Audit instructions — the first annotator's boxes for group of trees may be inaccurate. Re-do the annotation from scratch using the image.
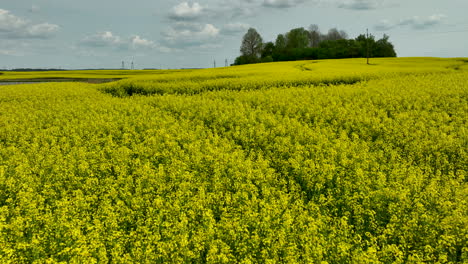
[234,25,396,65]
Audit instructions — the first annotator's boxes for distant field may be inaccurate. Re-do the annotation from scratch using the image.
[0,58,467,263]
[1,57,467,82]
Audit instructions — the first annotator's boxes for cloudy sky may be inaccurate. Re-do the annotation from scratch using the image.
[1,0,467,69]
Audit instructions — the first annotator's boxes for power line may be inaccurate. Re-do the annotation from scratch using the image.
[366,28,370,65]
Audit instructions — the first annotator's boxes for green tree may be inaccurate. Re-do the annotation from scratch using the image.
[275,34,287,51]
[355,33,376,58]
[261,42,275,58]
[286,27,310,49]
[240,28,263,59]
[374,34,397,57]
[308,24,321,48]
[234,55,259,65]
[324,28,348,41]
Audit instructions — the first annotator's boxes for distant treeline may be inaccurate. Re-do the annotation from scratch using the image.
[2,68,132,71]
[3,69,67,72]
[234,25,396,65]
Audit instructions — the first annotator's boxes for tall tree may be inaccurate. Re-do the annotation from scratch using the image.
[355,33,376,57]
[308,24,321,48]
[275,34,287,50]
[339,30,348,39]
[324,28,347,41]
[374,34,397,57]
[286,27,310,49]
[240,28,263,59]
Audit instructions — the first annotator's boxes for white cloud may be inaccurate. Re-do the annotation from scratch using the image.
[169,2,204,20]
[80,31,124,47]
[200,24,220,36]
[131,35,156,48]
[163,2,226,49]
[26,23,60,38]
[0,9,27,31]
[79,31,172,53]
[222,23,250,35]
[162,23,220,48]
[375,14,446,31]
[166,0,304,23]
[0,9,59,39]
[179,1,260,20]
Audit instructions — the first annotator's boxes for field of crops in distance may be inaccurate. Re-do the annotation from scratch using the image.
[0,58,467,263]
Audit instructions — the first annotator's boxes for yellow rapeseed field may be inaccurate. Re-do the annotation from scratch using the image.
[0,58,467,263]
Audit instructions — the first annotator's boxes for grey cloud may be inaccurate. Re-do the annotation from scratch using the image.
[375,14,446,31]
[165,1,272,23]
[0,9,59,39]
[198,1,263,20]
[0,45,25,56]
[0,39,33,57]
[214,4,257,18]
[172,21,204,31]
[399,14,445,29]
[26,23,60,38]
[374,19,393,31]
[163,3,226,50]
[162,2,247,50]
[161,22,220,48]
[0,50,16,56]
[80,31,125,48]
[28,5,40,13]
[79,31,169,52]
[338,0,379,10]
[262,0,306,8]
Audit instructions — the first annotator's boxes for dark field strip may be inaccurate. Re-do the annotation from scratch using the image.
[0,78,121,85]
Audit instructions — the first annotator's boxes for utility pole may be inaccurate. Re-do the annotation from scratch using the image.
[366,28,369,65]
[131,61,134,70]
[214,60,216,68]
[225,59,228,67]
[122,61,125,69]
